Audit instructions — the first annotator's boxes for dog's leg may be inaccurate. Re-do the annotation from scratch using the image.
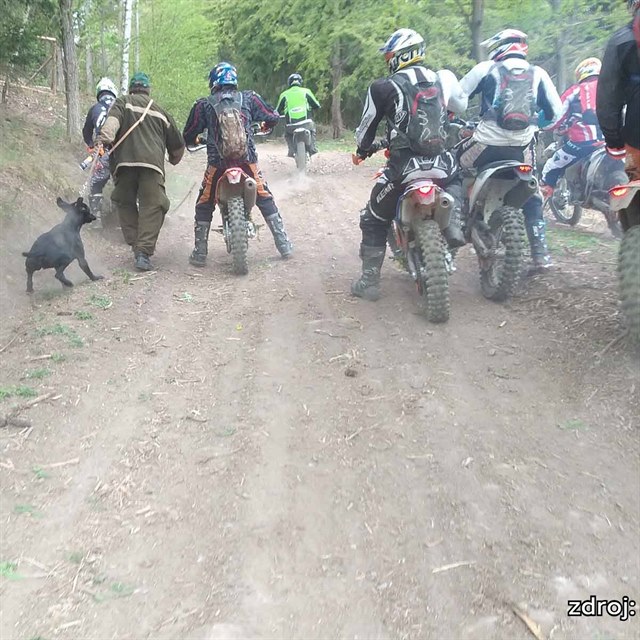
[54,266,74,287]
[77,257,104,282]
[26,270,34,294]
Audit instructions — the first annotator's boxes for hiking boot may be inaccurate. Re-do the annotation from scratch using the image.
[189,221,211,267]
[351,245,385,301]
[265,212,293,258]
[134,251,154,271]
[88,194,103,230]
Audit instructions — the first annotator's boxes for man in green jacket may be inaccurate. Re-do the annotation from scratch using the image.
[276,73,321,157]
[97,72,185,271]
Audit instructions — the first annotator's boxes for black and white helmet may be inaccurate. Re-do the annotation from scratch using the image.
[379,29,425,74]
[288,73,303,87]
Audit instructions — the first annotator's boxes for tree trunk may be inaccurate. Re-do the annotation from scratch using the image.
[470,0,485,62]
[120,0,133,92]
[59,0,81,137]
[549,0,566,90]
[100,21,107,76]
[85,45,93,95]
[135,0,140,71]
[55,41,64,94]
[330,40,344,139]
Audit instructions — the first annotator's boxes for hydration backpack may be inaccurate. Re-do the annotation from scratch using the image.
[390,72,448,158]
[207,90,247,160]
[491,63,536,131]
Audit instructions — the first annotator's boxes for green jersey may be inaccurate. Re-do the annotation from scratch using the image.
[276,86,321,122]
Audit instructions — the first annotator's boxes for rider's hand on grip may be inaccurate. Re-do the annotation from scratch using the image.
[352,153,365,166]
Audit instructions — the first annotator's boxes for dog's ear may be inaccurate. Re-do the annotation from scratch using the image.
[75,197,85,207]
[56,197,67,210]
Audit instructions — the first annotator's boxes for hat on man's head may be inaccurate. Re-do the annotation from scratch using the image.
[129,72,151,89]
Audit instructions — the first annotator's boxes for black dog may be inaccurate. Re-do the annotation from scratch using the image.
[23,197,104,293]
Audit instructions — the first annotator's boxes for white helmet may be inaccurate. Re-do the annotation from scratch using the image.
[481,29,528,61]
[96,77,117,100]
[379,28,425,74]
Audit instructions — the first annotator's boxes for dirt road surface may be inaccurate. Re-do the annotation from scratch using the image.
[1,145,638,640]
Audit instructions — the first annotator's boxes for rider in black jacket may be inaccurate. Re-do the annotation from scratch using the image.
[351,28,467,301]
[597,0,640,160]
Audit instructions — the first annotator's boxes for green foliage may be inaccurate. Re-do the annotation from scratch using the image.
[0,385,38,400]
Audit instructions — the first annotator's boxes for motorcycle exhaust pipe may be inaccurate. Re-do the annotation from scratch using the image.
[504,178,538,208]
[243,178,257,212]
[439,193,453,208]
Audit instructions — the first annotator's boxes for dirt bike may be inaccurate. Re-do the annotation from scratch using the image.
[285,119,315,173]
[541,137,626,238]
[609,179,640,344]
[187,132,259,275]
[354,142,454,323]
[450,120,539,301]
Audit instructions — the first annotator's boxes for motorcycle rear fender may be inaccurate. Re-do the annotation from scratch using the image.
[609,180,640,211]
[293,128,312,145]
[397,180,452,230]
[216,168,257,211]
[468,161,537,213]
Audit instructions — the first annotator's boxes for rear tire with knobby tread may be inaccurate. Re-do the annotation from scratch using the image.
[480,206,526,302]
[619,224,640,344]
[227,196,249,275]
[295,139,307,173]
[414,218,450,323]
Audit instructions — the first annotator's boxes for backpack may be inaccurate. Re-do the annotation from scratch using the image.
[491,62,537,131]
[390,72,448,158]
[207,90,247,160]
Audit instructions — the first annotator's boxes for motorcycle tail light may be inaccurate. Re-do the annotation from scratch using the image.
[517,165,532,173]
[418,185,434,196]
[609,186,629,198]
[226,169,242,184]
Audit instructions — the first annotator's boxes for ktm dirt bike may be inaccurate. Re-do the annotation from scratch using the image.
[609,179,640,344]
[354,143,454,323]
[187,133,259,275]
[541,137,626,237]
[285,119,315,173]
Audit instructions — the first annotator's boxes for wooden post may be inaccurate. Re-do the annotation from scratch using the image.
[37,36,58,92]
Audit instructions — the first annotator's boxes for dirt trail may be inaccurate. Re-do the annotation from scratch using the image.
[1,145,638,640]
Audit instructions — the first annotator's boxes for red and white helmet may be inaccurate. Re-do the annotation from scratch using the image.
[481,29,528,62]
[575,57,601,83]
[379,28,425,74]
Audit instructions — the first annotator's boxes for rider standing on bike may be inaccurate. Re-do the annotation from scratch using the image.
[597,0,640,229]
[459,29,562,271]
[540,58,604,198]
[82,77,118,228]
[183,62,293,266]
[276,73,321,158]
[351,28,468,301]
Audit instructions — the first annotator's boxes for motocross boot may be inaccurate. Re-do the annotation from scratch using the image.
[189,221,211,267]
[351,244,386,301]
[442,204,465,248]
[265,212,293,258]
[88,194,104,230]
[526,219,553,274]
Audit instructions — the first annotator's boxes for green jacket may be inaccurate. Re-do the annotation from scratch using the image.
[276,86,321,123]
[98,93,184,176]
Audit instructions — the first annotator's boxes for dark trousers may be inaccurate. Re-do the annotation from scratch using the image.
[195,162,278,223]
[89,154,111,195]
[111,166,170,255]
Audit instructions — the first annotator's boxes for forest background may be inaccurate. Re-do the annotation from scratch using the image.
[0,0,629,138]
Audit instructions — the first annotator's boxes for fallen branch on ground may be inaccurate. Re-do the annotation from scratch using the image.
[0,392,58,428]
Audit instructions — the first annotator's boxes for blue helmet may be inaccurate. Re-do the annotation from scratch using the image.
[209,62,238,89]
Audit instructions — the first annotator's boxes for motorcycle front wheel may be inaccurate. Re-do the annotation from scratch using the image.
[414,218,450,323]
[480,206,526,302]
[227,195,249,275]
[548,177,583,225]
